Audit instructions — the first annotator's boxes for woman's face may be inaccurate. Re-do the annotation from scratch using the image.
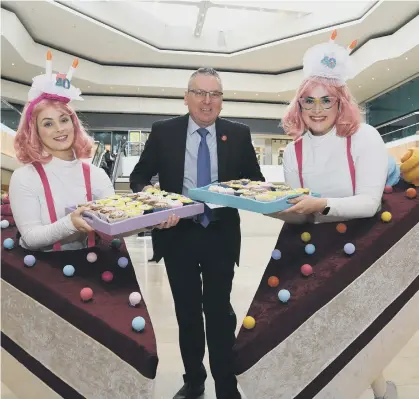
[37,107,75,158]
[300,85,339,135]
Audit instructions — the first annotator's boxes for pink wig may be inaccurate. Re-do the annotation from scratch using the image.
[14,99,93,164]
[282,76,362,139]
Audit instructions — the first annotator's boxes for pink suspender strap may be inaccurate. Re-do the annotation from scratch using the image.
[295,137,304,188]
[82,162,96,248]
[33,162,62,251]
[295,136,356,194]
[346,136,356,195]
[33,162,96,251]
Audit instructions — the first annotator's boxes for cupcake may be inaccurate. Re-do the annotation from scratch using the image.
[234,189,245,196]
[167,194,182,200]
[106,210,128,223]
[125,209,144,218]
[138,204,153,214]
[228,184,243,190]
[77,201,93,208]
[143,198,159,205]
[106,200,126,208]
[240,192,256,200]
[153,202,170,212]
[208,185,221,192]
[125,192,140,198]
[167,200,183,208]
[98,206,117,221]
[294,188,309,194]
[254,194,275,202]
[179,197,194,205]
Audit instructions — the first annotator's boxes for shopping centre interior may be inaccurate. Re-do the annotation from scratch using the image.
[1,1,419,399]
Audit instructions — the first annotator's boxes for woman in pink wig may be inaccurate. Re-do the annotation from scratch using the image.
[280,30,389,224]
[9,51,114,251]
[278,31,397,399]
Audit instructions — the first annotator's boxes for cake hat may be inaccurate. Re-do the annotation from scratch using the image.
[26,51,83,125]
[302,30,357,86]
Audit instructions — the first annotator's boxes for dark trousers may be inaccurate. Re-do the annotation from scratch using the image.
[163,219,239,399]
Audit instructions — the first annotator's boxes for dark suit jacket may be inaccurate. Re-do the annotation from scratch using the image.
[130,114,264,264]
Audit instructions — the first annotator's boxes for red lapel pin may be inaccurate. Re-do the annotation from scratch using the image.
[221,135,227,142]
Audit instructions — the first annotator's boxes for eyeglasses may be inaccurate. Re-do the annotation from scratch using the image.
[188,89,223,100]
[298,96,338,110]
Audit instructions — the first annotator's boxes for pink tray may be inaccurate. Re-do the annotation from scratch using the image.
[65,203,204,236]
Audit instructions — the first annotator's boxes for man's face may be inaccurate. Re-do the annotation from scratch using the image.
[184,74,223,127]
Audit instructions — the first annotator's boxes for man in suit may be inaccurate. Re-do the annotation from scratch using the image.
[130,68,264,399]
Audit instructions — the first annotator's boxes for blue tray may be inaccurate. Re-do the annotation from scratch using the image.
[188,184,320,214]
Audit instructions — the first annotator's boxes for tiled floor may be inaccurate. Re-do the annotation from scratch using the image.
[2,211,418,398]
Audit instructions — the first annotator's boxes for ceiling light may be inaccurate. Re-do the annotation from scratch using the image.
[387,68,390,71]
[372,77,375,80]
[405,57,408,60]
[110,86,113,89]
[359,85,362,88]
[161,89,165,91]
[87,85,91,88]
[137,88,140,91]
[11,63,15,66]
[278,94,281,96]
[233,92,236,95]
[256,93,259,96]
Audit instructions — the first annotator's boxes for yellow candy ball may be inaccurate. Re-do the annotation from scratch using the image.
[301,232,311,242]
[243,316,256,330]
[381,211,392,223]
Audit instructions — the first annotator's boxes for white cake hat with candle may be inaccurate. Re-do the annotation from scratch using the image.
[27,50,83,102]
[302,30,358,86]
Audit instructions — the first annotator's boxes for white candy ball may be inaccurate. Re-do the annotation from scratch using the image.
[129,292,142,307]
[1,220,10,229]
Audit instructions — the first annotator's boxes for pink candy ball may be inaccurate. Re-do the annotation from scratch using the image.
[80,287,93,302]
[384,185,393,194]
[86,252,97,263]
[301,264,313,277]
[129,292,142,307]
[102,271,114,283]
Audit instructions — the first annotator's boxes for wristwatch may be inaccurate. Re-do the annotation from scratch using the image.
[321,201,330,215]
[322,206,330,215]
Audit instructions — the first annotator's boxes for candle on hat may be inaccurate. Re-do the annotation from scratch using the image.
[46,50,52,80]
[66,58,79,82]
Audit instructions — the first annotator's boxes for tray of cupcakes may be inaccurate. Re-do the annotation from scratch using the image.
[188,179,320,214]
[65,186,204,236]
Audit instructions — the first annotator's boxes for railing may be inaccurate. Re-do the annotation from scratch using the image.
[375,111,419,130]
[92,141,105,166]
[381,122,419,143]
[111,142,125,185]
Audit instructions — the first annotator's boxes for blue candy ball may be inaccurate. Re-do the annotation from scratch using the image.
[305,244,316,255]
[278,289,291,303]
[272,249,281,260]
[3,238,14,249]
[118,257,129,268]
[132,316,146,332]
[344,243,356,255]
[24,255,36,267]
[63,265,75,277]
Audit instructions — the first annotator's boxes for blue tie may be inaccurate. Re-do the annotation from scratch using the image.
[196,128,211,227]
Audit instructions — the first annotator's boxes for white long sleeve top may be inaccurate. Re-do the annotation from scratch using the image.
[9,157,114,251]
[283,123,388,223]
